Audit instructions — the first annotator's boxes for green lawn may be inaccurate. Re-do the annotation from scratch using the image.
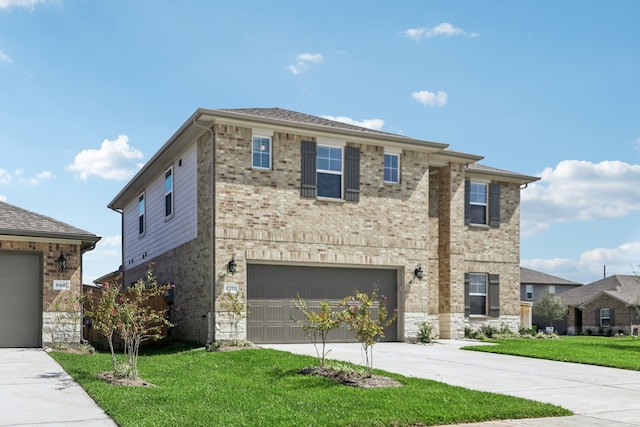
[464,336,640,370]
[51,346,570,427]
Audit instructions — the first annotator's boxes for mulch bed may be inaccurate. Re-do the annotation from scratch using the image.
[299,366,403,388]
[97,371,156,387]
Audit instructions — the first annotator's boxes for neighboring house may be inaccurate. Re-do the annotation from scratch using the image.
[561,275,640,335]
[108,107,538,344]
[0,201,100,347]
[520,267,581,334]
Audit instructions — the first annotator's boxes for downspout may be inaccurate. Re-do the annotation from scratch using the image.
[193,117,216,345]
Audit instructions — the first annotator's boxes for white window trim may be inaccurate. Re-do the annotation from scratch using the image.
[525,284,533,300]
[469,273,488,316]
[384,152,400,184]
[164,165,174,220]
[316,144,343,199]
[600,308,611,327]
[469,181,489,226]
[251,135,272,170]
[138,192,146,237]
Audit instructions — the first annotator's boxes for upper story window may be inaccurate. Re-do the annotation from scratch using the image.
[165,166,174,218]
[384,152,400,184]
[316,145,343,199]
[548,285,556,294]
[252,135,272,169]
[138,192,145,236]
[468,273,487,315]
[469,182,488,225]
[525,284,533,300]
[600,308,611,327]
[465,180,501,227]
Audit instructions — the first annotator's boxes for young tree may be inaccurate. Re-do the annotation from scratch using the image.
[86,282,120,371]
[533,287,568,331]
[291,298,342,368]
[218,291,249,345]
[339,289,397,377]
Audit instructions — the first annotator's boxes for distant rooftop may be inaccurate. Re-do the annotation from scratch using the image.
[521,267,582,286]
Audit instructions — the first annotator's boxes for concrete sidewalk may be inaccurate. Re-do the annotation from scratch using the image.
[263,341,640,426]
[0,348,117,427]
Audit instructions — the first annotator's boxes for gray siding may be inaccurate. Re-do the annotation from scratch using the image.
[123,142,198,272]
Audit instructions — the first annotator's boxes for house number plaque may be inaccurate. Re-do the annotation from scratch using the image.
[53,280,71,291]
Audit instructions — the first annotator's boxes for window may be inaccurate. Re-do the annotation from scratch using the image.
[164,166,174,218]
[525,284,533,300]
[465,180,501,227]
[138,193,145,236]
[316,145,343,199]
[548,285,556,294]
[600,309,611,327]
[384,153,400,183]
[252,136,271,169]
[469,182,488,225]
[469,273,487,315]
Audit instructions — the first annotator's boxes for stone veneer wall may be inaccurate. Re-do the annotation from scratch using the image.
[0,240,83,346]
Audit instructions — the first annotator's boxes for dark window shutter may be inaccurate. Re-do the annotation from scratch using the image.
[464,180,470,225]
[464,273,470,317]
[596,309,601,326]
[345,146,360,202]
[489,274,500,317]
[301,140,316,198]
[610,308,615,327]
[489,183,500,227]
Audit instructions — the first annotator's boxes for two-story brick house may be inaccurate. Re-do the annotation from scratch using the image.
[108,108,538,344]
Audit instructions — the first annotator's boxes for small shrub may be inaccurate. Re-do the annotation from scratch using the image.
[618,329,626,336]
[586,328,593,335]
[480,324,499,339]
[417,321,434,343]
[606,328,614,337]
[598,327,605,335]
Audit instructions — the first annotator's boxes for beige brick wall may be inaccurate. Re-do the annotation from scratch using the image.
[128,122,526,343]
[579,294,631,334]
[0,240,83,345]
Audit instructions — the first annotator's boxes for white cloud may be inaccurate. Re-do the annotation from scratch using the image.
[402,22,479,41]
[523,241,640,283]
[67,135,144,181]
[19,170,53,185]
[522,160,640,235]
[412,90,448,107]
[289,52,324,75]
[0,0,48,10]
[0,168,50,185]
[0,50,11,64]
[321,115,385,131]
[0,195,6,202]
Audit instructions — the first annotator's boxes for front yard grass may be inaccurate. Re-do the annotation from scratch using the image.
[51,346,570,427]
[464,335,640,370]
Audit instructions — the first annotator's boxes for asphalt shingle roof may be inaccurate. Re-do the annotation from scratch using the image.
[520,267,582,286]
[219,107,408,138]
[0,201,100,244]
[560,275,640,307]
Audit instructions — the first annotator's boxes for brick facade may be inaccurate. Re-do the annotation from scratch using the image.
[0,240,84,346]
[116,108,536,344]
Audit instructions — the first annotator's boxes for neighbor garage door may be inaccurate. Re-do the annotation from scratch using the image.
[0,252,42,347]
[247,264,398,344]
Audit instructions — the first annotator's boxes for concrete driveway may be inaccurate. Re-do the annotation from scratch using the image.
[263,341,640,426]
[0,348,116,427]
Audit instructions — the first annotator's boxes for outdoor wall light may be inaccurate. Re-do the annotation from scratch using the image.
[414,264,423,279]
[57,250,67,272]
[227,257,237,275]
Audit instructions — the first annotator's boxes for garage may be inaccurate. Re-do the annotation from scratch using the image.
[0,252,42,348]
[247,264,398,344]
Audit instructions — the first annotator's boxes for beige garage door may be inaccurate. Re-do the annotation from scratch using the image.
[247,264,398,344]
[0,252,42,347]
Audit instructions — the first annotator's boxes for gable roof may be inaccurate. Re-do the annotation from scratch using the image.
[520,267,581,286]
[0,201,100,251]
[109,107,539,209]
[560,275,640,308]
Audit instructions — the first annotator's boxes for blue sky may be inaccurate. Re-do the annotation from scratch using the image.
[1,0,639,285]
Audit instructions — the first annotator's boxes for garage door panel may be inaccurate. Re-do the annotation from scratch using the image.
[0,252,42,348]
[247,264,397,344]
